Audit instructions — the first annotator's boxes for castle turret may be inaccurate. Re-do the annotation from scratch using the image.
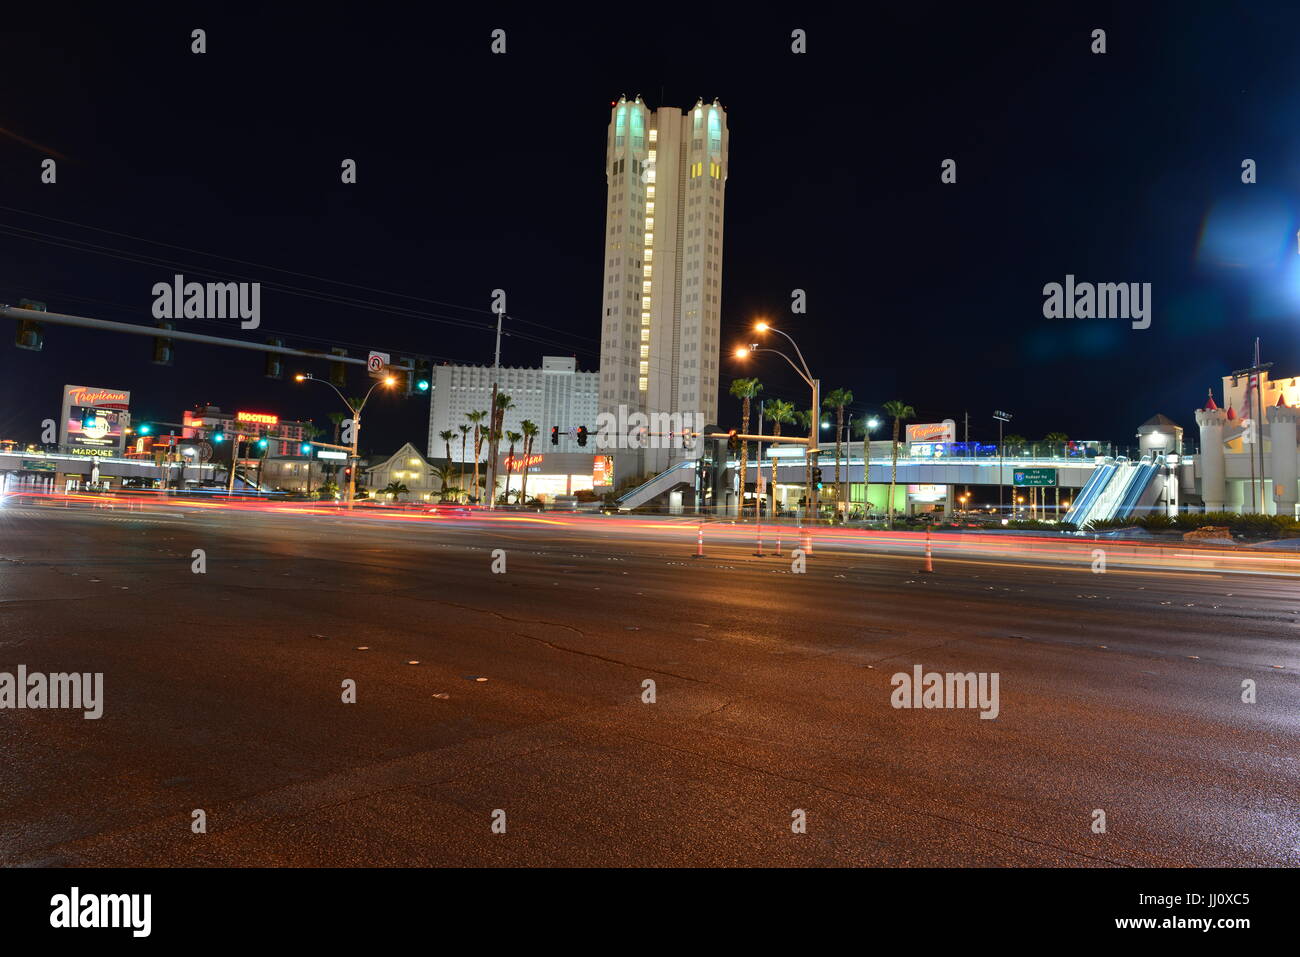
[1195,390,1227,512]
[1265,397,1298,518]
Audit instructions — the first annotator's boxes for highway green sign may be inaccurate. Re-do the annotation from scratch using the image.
[1013,467,1057,487]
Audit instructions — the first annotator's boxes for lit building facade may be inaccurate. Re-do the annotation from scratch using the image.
[598,95,729,476]
[426,356,599,463]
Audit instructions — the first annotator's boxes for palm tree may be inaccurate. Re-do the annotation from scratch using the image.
[729,378,763,519]
[383,481,410,501]
[465,410,488,503]
[764,399,796,518]
[456,424,471,501]
[329,412,345,445]
[519,419,539,506]
[503,430,522,504]
[430,465,459,502]
[488,393,514,503]
[303,423,324,497]
[823,388,853,519]
[882,400,916,530]
[854,413,879,519]
[439,430,455,466]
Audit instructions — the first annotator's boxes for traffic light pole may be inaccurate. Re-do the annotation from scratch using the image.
[1,304,380,366]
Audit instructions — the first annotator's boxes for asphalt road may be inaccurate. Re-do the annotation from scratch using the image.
[1,501,1297,866]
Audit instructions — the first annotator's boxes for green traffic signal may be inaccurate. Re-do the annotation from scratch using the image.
[212,432,225,443]
[138,424,153,435]
[416,379,430,392]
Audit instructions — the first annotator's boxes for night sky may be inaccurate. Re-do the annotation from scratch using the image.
[3,3,1300,455]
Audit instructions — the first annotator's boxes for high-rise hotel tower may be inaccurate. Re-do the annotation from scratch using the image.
[597,96,729,476]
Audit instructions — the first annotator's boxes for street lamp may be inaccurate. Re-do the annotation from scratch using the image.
[861,415,881,520]
[735,322,822,522]
[295,372,395,507]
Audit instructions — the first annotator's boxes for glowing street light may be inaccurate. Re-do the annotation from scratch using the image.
[735,321,822,522]
[295,372,395,507]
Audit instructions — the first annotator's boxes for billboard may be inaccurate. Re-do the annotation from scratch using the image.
[59,385,131,457]
[593,455,614,487]
[906,420,956,444]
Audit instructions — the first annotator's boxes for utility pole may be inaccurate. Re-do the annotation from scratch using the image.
[226,434,241,494]
[485,311,504,509]
[994,410,1012,518]
[1232,339,1272,514]
[810,378,821,523]
[963,410,970,500]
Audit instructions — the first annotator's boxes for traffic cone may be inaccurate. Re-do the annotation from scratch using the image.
[919,527,934,573]
[693,523,705,558]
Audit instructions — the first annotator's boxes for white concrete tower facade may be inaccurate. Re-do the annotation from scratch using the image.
[1195,405,1227,512]
[1266,400,1299,517]
[598,95,729,477]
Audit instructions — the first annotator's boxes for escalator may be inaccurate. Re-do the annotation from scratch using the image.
[614,460,698,510]
[1064,459,1118,527]
[1066,455,1167,527]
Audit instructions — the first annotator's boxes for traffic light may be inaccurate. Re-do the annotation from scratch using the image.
[329,347,348,388]
[265,338,284,379]
[391,358,416,396]
[413,359,431,395]
[550,426,559,446]
[813,466,824,489]
[13,298,45,351]
[301,443,313,455]
[138,423,153,436]
[727,429,740,455]
[212,432,225,444]
[576,425,588,447]
[152,321,174,365]
[257,436,269,450]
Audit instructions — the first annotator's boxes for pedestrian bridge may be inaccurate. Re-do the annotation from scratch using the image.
[616,447,1134,512]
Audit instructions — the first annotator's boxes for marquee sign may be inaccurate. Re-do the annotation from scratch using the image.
[236,411,279,426]
[906,420,956,444]
[504,453,544,472]
[59,384,131,457]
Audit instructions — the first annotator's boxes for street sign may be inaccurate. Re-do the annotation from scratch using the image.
[367,351,390,373]
[316,449,347,460]
[1013,467,1057,487]
[21,460,55,472]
